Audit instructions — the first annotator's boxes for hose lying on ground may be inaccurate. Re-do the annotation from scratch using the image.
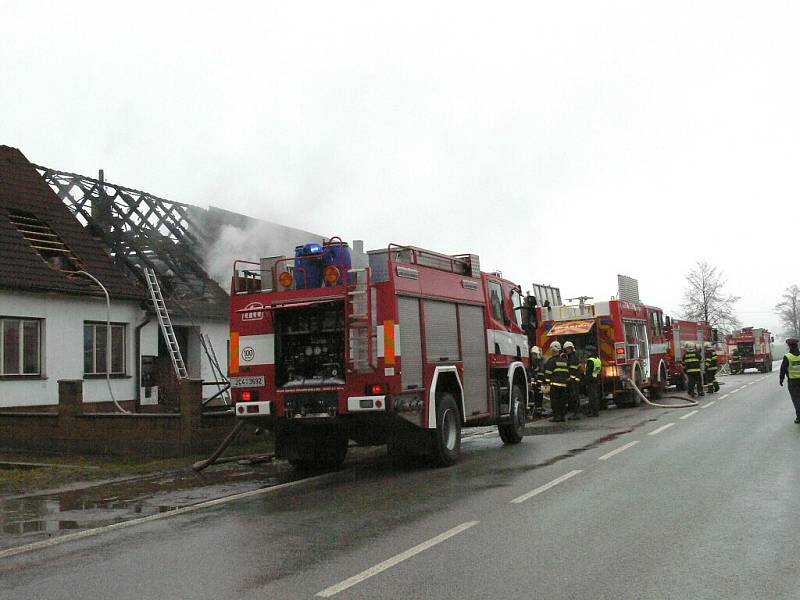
[629,378,699,409]
[192,420,247,472]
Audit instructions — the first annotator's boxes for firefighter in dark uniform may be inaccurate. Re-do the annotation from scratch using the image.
[544,341,570,422]
[779,338,800,423]
[683,343,704,397]
[730,348,743,374]
[584,346,602,417]
[563,341,581,420]
[704,343,720,393]
[528,346,545,417]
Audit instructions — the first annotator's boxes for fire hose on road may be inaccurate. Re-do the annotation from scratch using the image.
[628,378,699,409]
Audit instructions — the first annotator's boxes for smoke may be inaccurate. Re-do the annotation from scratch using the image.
[205,220,323,288]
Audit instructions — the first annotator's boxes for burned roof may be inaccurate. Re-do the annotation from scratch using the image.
[35,159,230,320]
[0,146,145,301]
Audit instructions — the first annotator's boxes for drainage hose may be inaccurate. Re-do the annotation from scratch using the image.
[75,270,130,414]
[629,378,698,409]
[192,420,247,472]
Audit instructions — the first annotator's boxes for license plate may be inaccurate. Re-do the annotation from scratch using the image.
[230,376,265,388]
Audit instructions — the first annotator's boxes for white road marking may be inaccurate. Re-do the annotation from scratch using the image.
[0,471,339,561]
[315,521,479,597]
[701,400,716,409]
[729,389,740,395]
[598,441,640,461]
[648,423,675,436]
[718,394,730,399]
[680,410,700,420]
[510,470,583,504]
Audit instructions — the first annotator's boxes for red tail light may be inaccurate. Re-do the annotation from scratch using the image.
[367,384,386,395]
[241,390,252,401]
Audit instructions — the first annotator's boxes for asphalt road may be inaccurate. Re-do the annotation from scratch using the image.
[2,367,798,600]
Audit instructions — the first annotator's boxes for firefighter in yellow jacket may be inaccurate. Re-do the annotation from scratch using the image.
[779,338,800,423]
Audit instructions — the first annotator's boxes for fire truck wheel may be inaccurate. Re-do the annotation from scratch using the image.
[430,393,461,467]
[499,384,526,444]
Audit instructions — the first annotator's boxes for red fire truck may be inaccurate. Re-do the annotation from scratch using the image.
[229,239,530,469]
[536,299,670,405]
[663,318,714,389]
[726,327,774,373]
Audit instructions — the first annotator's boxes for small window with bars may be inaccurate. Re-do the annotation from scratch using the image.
[1,318,42,376]
[84,322,126,375]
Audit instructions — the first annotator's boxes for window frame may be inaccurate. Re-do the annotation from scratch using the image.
[510,288,524,328]
[488,281,506,324]
[0,317,42,377]
[83,321,127,376]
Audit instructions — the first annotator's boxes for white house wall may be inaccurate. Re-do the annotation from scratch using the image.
[0,289,144,407]
[172,318,230,400]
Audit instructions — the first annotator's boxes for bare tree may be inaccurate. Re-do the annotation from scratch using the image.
[681,260,741,333]
[775,284,800,338]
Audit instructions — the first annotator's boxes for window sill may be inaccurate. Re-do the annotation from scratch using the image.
[0,375,47,381]
[83,374,132,380]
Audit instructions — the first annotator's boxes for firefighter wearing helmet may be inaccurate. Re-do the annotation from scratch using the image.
[544,341,569,422]
[683,343,704,398]
[563,341,581,420]
[704,343,719,393]
[778,338,800,423]
[528,346,545,417]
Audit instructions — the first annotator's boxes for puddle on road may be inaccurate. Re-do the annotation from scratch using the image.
[0,461,298,548]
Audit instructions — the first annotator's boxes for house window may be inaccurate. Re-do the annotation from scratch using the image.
[0,318,41,376]
[84,322,126,375]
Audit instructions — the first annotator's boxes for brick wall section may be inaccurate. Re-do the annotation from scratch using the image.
[0,379,253,458]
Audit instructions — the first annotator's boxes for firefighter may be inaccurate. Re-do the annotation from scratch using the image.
[563,341,581,419]
[778,338,800,423]
[584,346,602,417]
[730,348,742,374]
[704,343,720,393]
[528,346,545,417]
[544,341,570,422]
[683,343,704,398]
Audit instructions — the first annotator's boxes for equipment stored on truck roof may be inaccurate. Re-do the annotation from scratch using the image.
[726,327,774,373]
[229,238,531,469]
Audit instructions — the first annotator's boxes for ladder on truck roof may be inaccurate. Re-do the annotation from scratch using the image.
[144,267,188,380]
[346,268,374,372]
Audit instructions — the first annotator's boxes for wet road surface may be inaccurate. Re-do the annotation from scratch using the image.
[1,369,797,599]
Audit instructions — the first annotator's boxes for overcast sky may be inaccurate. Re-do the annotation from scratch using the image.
[2,1,796,334]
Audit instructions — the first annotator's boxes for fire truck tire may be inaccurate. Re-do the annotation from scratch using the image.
[498,384,526,444]
[430,393,461,467]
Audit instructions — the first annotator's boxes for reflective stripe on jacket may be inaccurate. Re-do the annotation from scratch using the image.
[545,355,571,387]
[683,351,701,373]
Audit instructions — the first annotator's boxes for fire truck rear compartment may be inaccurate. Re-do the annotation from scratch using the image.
[736,342,755,357]
[274,302,346,388]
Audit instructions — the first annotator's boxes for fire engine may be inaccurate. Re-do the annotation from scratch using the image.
[536,298,670,406]
[663,318,714,389]
[726,327,774,373]
[229,238,530,469]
